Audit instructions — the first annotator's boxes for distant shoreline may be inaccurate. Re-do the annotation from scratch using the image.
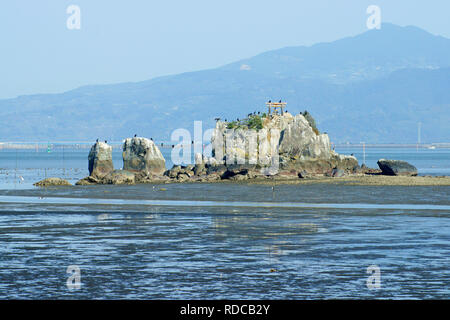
[1,142,450,150]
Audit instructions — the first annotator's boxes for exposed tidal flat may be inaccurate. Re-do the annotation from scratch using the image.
[0,147,449,299]
[247,174,450,186]
[0,183,449,299]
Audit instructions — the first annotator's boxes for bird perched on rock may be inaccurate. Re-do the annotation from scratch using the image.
[104,140,107,143]
[134,134,137,137]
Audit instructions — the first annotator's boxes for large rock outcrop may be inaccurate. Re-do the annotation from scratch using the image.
[103,170,136,185]
[74,112,361,185]
[377,159,418,176]
[278,113,331,159]
[211,112,357,175]
[122,137,166,175]
[76,137,166,185]
[88,142,114,178]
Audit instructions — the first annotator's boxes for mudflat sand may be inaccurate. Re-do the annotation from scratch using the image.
[245,174,450,186]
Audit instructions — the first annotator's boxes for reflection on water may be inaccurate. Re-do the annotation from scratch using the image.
[0,147,449,299]
[2,195,450,212]
[0,192,449,299]
[213,214,321,240]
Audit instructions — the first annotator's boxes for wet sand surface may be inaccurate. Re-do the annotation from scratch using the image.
[1,182,449,205]
[0,183,449,299]
[1,147,449,298]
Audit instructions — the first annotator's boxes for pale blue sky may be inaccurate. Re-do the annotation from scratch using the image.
[1,0,449,99]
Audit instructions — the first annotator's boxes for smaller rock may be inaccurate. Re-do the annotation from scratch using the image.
[165,165,182,179]
[331,168,345,177]
[276,170,299,180]
[298,170,309,179]
[205,157,218,166]
[149,175,170,182]
[88,142,114,178]
[377,159,418,176]
[103,170,136,185]
[194,153,203,165]
[178,168,192,177]
[221,168,249,180]
[171,165,182,173]
[34,178,71,187]
[75,176,99,186]
[247,171,258,179]
[351,164,362,174]
[177,173,190,182]
[203,173,220,182]
[194,164,206,176]
[229,174,248,181]
[206,164,228,176]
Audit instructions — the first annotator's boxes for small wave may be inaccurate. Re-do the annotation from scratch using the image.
[0,195,449,211]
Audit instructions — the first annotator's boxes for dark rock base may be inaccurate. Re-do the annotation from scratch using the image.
[377,159,418,176]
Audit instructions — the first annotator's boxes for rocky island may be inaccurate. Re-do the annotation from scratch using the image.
[71,109,364,185]
[32,105,450,187]
[69,104,441,187]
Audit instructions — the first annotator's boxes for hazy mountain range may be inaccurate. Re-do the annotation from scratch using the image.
[1,23,450,143]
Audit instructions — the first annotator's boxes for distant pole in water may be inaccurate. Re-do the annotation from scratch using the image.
[271,176,275,200]
[14,149,17,188]
[362,142,366,166]
[417,122,422,151]
[62,145,65,176]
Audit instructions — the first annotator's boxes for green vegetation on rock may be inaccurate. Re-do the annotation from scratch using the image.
[227,121,239,129]
[302,111,319,135]
[246,115,263,130]
[226,114,264,130]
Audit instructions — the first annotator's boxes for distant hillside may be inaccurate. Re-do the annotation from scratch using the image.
[1,23,449,143]
[222,24,450,83]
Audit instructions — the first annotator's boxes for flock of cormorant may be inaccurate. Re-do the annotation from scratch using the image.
[214,99,287,123]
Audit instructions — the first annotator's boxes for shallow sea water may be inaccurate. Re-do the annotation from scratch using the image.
[0,147,449,299]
